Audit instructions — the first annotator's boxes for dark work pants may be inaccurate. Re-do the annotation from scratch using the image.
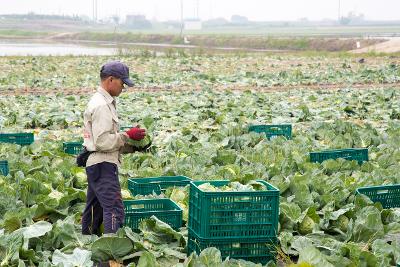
[81,162,125,235]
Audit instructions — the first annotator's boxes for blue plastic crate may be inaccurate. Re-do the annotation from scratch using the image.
[187,229,277,265]
[189,180,279,239]
[63,142,83,155]
[0,133,34,145]
[356,184,400,209]
[248,124,292,140]
[0,160,9,176]
[310,148,368,164]
[124,198,182,230]
[128,176,192,196]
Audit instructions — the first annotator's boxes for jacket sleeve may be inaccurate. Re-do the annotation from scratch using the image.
[121,143,137,154]
[91,105,128,152]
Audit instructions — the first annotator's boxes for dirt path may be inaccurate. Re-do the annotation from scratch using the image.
[53,38,291,53]
[2,82,399,96]
[45,32,75,40]
[351,37,400,53]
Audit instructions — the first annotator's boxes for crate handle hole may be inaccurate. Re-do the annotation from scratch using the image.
[232,243,241,248]
[377,190,389,195]
[130,204,145,209]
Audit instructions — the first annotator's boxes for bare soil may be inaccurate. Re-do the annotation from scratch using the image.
[53,33,385,52]
[351,38,400,53]
[2,82,399,96]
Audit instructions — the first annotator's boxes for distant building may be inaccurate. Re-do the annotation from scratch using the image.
[203,17,229,27]
[125,15,152,29]
[164,20,181,29]
[231,15,249,24]
[184,19,202,30]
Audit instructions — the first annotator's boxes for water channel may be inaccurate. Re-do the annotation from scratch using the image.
[0,40,118,56]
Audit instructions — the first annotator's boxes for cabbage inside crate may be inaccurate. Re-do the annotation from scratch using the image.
[63,142,83,155]
[124,198,182,230]
[310,148,368,164]
[188,180,279,239]
[128,175,192,196]
[0,133,34,145]
[0,160,9,176]
[248,124,292,140]
[356,184,400,209]
[187,229,277,265]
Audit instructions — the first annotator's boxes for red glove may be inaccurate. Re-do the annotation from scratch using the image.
[126,126,146,140]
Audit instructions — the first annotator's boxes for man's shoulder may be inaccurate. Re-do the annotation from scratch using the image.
[87,92,107,111]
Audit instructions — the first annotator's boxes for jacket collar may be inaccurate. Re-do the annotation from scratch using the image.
[97,86,115,104]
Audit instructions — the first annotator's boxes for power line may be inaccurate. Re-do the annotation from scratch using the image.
[196,0,199,19]
[180,0,184,37]
[93,0,98,22]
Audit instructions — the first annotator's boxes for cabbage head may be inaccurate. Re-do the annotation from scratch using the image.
[299,216,315,235]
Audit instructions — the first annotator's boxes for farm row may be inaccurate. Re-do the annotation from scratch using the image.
[0,87,399,265]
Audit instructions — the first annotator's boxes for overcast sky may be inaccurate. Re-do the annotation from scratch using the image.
[0,0,399,21]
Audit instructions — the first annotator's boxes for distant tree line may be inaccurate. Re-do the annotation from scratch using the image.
[0,13,85,21]
[2,12,399,30]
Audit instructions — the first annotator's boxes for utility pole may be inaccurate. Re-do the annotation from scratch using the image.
[96,0,98,22]
[180,0,184,38]
[209,1,213,20]
[93,0,98,22]
[338,0,341,23]
[195,0,199,19]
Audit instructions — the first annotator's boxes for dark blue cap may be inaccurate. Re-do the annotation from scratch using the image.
[100,61,134,87]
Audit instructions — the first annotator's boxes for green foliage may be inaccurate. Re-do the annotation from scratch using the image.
[1,55,399,90]
[0,87,399,265]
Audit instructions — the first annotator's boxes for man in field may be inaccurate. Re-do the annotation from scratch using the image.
[81,61,147,235]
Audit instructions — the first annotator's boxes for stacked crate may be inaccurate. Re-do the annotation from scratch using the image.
[125,176,192,231]
[124,198,183,230]
[188,180,280,264]
[128,175,192,196]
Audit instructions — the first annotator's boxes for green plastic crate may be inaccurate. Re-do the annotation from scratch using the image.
[248,124,292,140]
[128,176,192,196]
[0,133,34,145]
[356,184,400,209]
[0,160,9,176]
[124,198,182,230]
[188,180,279,239]
[310,148,368,164]
[63,142,83,155]
[187,229,277,265]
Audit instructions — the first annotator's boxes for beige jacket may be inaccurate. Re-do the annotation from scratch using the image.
[83,87,133,167]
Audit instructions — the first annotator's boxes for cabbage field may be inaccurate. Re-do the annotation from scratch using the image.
[0,53,400,267]
[1,53,400,91]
